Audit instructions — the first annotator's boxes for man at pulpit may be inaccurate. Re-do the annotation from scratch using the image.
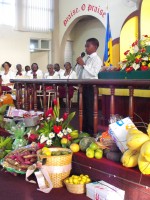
[76,38,102,135]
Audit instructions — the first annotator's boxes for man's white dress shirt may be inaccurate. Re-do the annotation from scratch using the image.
[75,52,102,79]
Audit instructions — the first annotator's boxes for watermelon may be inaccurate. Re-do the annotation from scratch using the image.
[78,132,90,139]
[79,137,95,152]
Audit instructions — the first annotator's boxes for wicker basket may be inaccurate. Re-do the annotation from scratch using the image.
[64,180,86,194]
[37,148,72,188]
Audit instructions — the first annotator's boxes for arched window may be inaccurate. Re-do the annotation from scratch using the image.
[141,0,150,36]
[120,16,138,60]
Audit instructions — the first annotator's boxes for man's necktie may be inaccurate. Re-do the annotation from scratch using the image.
[78,56,90,79]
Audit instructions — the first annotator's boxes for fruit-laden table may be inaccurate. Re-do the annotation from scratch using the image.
[98,71,150,125]
[72,152,150,200]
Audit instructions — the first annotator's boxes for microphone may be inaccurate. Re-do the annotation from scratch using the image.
[81,52,85,58]
[75,52,85,66]
[68,52,85,79]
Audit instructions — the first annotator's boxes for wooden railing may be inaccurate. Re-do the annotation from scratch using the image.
[10,79,150,134]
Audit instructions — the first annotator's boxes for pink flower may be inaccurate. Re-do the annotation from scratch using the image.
[53,99,57,106]
[37,142,46,149]
[124,50,130,56]
[63,113,68,120]
[28,133,39,142]
[46,107,53,117]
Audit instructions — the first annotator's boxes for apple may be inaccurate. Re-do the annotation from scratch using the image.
[89,142,98,151]
[94,149,103,159]
[86,149,95,158]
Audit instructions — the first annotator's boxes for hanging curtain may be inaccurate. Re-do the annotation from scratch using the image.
[20,0,53,32]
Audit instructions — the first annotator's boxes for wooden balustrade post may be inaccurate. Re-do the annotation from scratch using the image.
[93,85,98,135]
[65,84,69,113]
[110,86,115,116]
[43,84,47,116]
[16,83,21,109]
[29,84,33,110]
[19,83,22,109]
[53,84,58,107]
[79,85,83,133]
[24,83,28,111]
[129,86,134,120]
[27,85,31,111]
[33,84,37,111]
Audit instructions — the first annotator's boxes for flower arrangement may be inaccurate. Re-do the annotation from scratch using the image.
[37,99,76,147]
[120,35,150,72]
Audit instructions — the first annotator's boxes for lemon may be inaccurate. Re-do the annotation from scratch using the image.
[70,143,80,153]
[42,147,51,156]
[65,179,69,183]
[79,181,85,184]
[86,178,91,183]
[73,179,79,184]
[61,138,68,145]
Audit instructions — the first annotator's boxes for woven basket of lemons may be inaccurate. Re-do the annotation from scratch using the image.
[37,147,72,188]
[64,174,91,194]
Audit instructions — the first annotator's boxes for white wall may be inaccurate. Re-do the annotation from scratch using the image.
[57,0,137,65]
[69,18,105,66]
[0,25,52,72]
[59,0,137,42]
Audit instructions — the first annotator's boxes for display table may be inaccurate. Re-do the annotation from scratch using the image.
[72,152,150,200]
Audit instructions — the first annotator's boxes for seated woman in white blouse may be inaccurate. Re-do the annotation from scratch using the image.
[1,62,15,91]
[28,63,43,79]
[59,62,77,106]
[44,64,59,79]
[60,62,77,79]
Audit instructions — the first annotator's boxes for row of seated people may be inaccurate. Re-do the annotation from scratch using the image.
[0,61,77,106]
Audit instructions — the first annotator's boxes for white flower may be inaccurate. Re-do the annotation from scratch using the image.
[57,131,63,138]
[142,57,148,61]
[49,132,55,139]
[121,63,127,70]
[132,63,140,71]
[40,135,48,143]
[56,118,64,122]
[56,117,60,122]
[67,128,72,133]
[133,45,139,53]
[47,116,51,120]
[62,129,68,135]
[60,118,64,122]
[46,139,52,146]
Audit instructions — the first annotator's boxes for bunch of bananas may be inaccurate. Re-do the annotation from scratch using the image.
[121,125,150,174]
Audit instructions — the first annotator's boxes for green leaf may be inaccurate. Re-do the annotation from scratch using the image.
[62,112,75,129]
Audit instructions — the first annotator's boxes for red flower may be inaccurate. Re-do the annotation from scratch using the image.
[53,99,57,106]
[37,142,46,149]
[53,125,62,134]
[28,133,39,142]
[132,40,138,47]
[124,50,130,56]
[141,66,148,71]
[135,58,141,64]
[144,35,148,37]
[46,107,53,117]
[140,48,146,53]
[63,112,68,120]
[125,67,134,73]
